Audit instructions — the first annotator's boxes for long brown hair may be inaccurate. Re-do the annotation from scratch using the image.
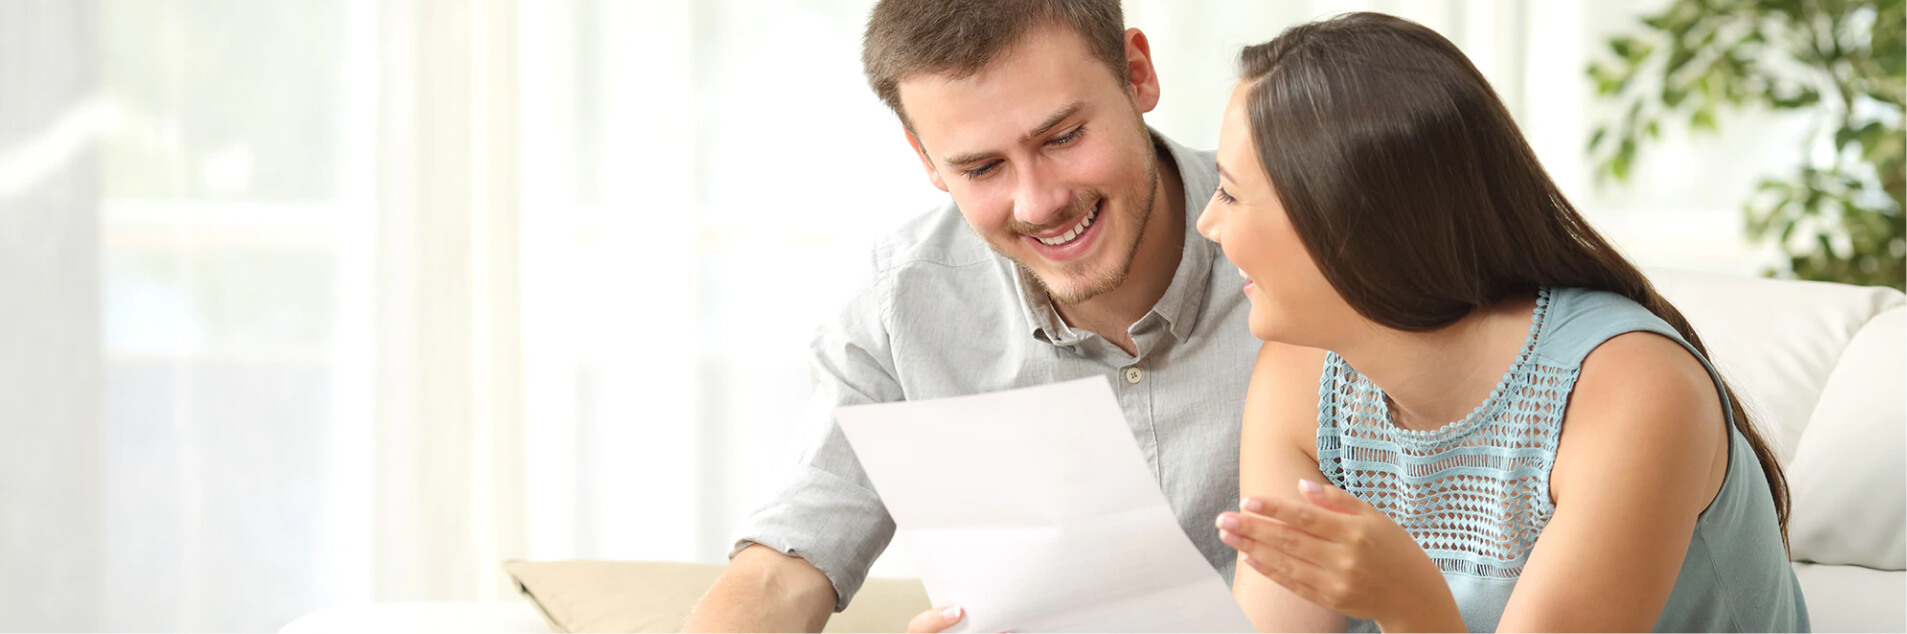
[1237,12,1789,542]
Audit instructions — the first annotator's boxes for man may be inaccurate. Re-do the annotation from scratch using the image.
[682,1,1258,630]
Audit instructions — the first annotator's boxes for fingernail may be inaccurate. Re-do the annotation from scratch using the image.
[1240,497,1263,513]
[942,606,962,621]
[1299,480,1321,495]
[1216,514,1239,531]
[1244,556,1260,570]
[1218,528,1237,544]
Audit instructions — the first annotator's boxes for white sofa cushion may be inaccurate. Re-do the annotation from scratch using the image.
[1787,307,1906,569]
[1647,270,1905,571]
[1791,562,1907,632]
[1647,269,1906,461]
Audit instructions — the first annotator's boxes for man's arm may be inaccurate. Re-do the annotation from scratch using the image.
[683,252,904,631]
[682,545,836,632]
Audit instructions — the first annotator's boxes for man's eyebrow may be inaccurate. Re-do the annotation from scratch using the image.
[1022,100,1084,143]
[940,100,1087,167]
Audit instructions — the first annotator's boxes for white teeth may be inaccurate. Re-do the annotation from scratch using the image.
[1239,267,1248,279]
[1037,205,1098,246]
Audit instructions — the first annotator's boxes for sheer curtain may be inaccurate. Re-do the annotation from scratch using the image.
[1,0,530,629]
[0,0,1795,631]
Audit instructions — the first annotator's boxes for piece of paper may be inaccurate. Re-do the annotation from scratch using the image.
[835,377,1254,633]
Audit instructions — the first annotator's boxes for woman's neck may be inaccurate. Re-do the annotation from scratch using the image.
[1331,292,1540,431]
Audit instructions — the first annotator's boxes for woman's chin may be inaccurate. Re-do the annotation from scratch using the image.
[1246,305,1308,345]
[1245,314,1278,342]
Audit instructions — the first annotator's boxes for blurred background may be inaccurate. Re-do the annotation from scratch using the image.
[0,0,1897,631]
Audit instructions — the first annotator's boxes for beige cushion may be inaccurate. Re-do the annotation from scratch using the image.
[502,560,928,633]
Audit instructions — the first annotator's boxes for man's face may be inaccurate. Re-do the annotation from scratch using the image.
[897,25,1161,305]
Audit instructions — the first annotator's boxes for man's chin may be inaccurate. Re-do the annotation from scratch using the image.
[1030,266,1125,306]
[993,238,1129,305]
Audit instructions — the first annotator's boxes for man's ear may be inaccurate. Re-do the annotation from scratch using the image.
[906,129,949,192]
[1123,28,1161,113]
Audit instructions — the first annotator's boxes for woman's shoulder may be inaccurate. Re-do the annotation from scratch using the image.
[1551,328,1729,508]
[1571,330,1720,409]
[1535,287,1722,419]
[1534,287,1683,369]
[1243,341,1333,455]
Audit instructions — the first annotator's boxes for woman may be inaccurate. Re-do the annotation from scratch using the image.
[1199,12,1807,633]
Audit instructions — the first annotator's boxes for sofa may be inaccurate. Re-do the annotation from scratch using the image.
[281,269,1906,632]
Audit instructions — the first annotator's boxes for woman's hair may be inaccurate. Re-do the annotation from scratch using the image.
[1237,12,1789,542]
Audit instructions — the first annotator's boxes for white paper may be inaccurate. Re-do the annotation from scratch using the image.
[835,377,1255,633]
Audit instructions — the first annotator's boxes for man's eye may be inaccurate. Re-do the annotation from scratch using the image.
[964,162,1000,179]
[1049,126,1084,146]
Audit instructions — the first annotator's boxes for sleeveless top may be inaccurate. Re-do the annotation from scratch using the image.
[1315,287,1808,632]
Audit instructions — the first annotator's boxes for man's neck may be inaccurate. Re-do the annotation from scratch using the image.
[1054,141,1186,356]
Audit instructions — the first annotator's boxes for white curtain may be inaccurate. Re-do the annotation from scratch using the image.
[2,2,102,630]
[0,0,1794,631]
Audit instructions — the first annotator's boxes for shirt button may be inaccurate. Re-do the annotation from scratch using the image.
[1124,367,1143,384]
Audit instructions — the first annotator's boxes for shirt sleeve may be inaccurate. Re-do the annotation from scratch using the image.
[728,260,904,613]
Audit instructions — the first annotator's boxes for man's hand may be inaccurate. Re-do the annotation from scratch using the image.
[681,545,836,632]
[904,605,965,633]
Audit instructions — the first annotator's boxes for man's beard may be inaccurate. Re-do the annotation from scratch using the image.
[1012,155,1161,306]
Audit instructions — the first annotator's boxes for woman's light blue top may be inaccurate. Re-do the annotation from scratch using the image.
[1316,287,1807,632]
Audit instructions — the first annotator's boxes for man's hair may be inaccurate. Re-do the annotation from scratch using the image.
[862,0,1129,130]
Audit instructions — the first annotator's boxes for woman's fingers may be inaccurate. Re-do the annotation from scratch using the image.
[1243,492,1353,536]
[1296,478,1367,513]
[1217,511,1336,567]
[1225,529,1338,605]
[905,605,964,633]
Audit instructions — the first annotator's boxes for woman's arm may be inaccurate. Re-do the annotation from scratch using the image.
[1229,341,1348,633]
[1496,332,1731,632]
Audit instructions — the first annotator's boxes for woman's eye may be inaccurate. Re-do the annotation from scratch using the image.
[1215,187,1236,204]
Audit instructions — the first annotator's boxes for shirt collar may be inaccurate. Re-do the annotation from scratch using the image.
[1017,129,1219,346]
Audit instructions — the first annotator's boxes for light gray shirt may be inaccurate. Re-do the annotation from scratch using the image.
[731,132,1259,611]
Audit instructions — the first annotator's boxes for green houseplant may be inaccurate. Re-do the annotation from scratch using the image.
[1587,0,1904,290]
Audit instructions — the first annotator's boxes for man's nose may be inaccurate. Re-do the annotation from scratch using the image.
[1012,161,1072,228]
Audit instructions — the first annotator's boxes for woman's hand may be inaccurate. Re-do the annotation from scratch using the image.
[904,605,964,633]
[1217,479,1462,632]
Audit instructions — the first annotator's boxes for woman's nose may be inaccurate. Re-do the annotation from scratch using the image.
[1196,201,1222,242]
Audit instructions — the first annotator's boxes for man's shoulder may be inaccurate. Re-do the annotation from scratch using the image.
[867,199,996,274]
[822,200,1024,362]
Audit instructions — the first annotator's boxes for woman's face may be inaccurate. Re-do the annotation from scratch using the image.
[1197,83,1356,346]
